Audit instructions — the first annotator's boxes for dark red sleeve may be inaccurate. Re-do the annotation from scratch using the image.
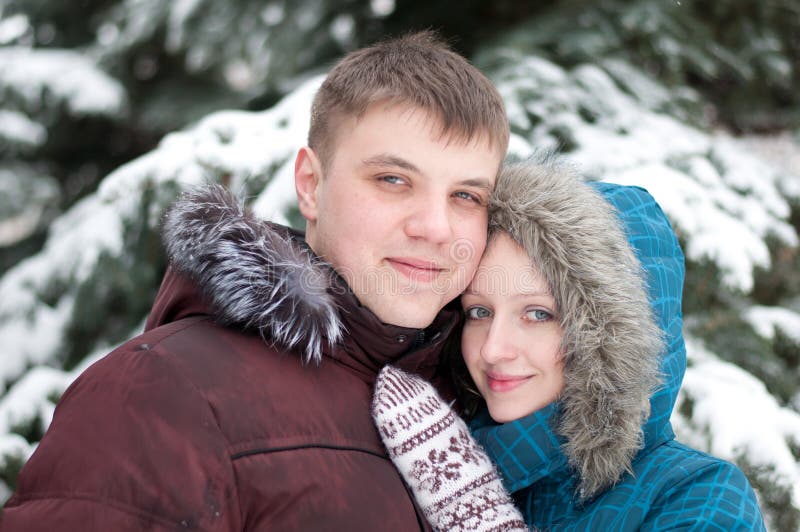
[2,341,241,531]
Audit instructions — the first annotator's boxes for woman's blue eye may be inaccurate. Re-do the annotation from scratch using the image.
[465,306,492,319]
[526,309,552,321]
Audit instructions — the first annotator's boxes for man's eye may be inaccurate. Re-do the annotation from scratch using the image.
[380,175,405,185]
[465,306,491,319]
[454,191,481,203]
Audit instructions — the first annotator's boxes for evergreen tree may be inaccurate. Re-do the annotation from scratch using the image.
[1,0,799,527]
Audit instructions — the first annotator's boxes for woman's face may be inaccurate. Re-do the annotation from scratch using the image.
[461,233,565,423]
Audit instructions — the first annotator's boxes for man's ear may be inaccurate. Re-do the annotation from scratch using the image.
[295,146,322,222]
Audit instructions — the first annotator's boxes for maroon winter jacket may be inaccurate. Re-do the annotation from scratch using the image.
[2,186,459,531]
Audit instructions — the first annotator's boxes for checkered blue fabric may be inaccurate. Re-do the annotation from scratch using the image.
[471,183,765,531]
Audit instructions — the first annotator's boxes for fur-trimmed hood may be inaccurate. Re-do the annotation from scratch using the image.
[472,159,686,501]
[149,184,459,382]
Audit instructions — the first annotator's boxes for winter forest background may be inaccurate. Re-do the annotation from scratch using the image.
[0,0,799,529]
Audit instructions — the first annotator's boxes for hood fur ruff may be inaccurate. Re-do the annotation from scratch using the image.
[489,160,663,499]
[162,184,343,364]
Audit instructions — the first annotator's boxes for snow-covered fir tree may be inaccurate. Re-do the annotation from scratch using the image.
[0,0,798,529]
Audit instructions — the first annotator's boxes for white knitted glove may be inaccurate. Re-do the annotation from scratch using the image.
[372,365,528,532]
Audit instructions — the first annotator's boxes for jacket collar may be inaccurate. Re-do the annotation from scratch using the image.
[327,273,458,383]
[471,403,569,493]
[148,184,457,383]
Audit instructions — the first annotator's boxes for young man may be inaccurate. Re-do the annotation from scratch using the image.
[2,32,508,530]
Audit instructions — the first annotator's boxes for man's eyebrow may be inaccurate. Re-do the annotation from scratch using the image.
[362,154,420,173]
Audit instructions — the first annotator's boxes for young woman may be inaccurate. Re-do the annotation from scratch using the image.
[373,159,766,531]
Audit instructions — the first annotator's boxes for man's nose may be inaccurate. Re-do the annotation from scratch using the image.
[404,198,453,244]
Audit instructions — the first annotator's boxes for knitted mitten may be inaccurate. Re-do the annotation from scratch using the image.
[372,365,527,532]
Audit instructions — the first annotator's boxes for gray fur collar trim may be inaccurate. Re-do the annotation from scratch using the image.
[489,160,663,498]
[161,184,343,364]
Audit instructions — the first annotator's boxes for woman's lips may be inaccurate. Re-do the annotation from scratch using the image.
[386,258,443,283]
[486,372,532,393]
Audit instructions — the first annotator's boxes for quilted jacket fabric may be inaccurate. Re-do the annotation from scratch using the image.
[472,182,766,531]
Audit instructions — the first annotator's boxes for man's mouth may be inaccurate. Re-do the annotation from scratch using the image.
[386,257,445,283]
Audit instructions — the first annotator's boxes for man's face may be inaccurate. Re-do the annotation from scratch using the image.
[296,103,502,328]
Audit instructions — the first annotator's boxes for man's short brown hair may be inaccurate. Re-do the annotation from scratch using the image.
[308,31,509,167]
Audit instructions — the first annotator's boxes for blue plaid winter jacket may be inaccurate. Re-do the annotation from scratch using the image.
[472,182,766,531]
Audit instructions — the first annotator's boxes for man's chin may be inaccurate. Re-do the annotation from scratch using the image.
[367,299,442,329]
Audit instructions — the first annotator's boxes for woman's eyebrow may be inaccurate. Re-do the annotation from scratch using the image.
[461,288,551,297]
[457,178,492,191]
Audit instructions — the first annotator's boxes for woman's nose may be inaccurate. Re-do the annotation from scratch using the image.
[479,318,517,364]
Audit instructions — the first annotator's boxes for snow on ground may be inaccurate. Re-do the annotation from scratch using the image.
[674,337,800,511]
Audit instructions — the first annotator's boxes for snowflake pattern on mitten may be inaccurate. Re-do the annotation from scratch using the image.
[372,365,528,532]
